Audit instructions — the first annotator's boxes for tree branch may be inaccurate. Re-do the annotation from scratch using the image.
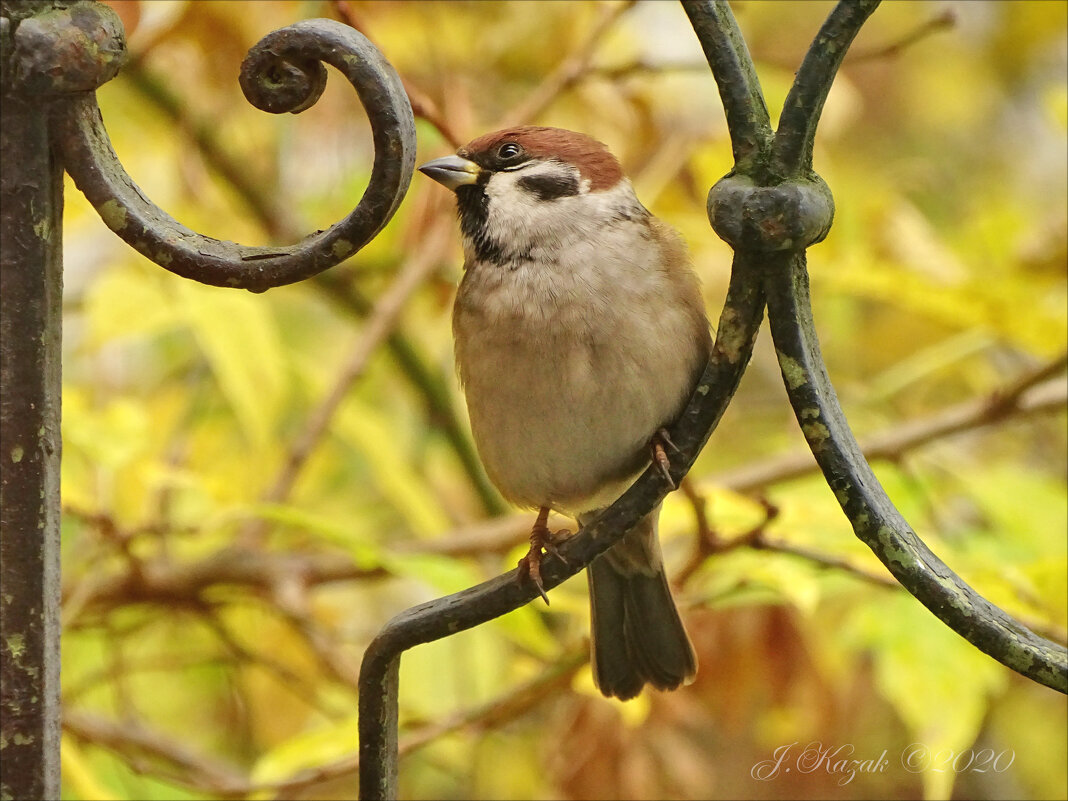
[847,8,956,63]
[714,355,1068,493]
[63,710,251,799]
[61,544,387,625]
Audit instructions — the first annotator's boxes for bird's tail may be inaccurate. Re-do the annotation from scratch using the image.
[583,507,697,700]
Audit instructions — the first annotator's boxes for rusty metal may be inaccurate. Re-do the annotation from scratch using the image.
[0,76,64,801]
[1,2,98,797]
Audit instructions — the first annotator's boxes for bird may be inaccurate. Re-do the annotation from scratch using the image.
[419,126,711,700]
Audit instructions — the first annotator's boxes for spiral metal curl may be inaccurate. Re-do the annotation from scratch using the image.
[52,14,416,292]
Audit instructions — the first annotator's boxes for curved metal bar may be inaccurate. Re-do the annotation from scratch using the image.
[694,0,1067,695]
[762,251,1068,693]
[52,18,416,292]
[358,261,766,799]
[681,0,773,170]
[772,0,880,179]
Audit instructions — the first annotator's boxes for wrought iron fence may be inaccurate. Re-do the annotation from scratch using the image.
[0,1,1064,800]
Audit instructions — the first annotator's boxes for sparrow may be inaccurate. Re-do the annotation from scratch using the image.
[419,126,711,700]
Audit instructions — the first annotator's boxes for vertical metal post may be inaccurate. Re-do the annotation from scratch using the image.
[0,7,64,800]
[1,2,413,796]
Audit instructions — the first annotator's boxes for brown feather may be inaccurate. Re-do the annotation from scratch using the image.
[460,126,624,191]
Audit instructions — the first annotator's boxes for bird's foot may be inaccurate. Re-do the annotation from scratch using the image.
[518,506,569,605]
[650,427,680,489]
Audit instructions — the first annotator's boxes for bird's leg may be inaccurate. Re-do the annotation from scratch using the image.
[518,506,568,605]
[651,427,680,489]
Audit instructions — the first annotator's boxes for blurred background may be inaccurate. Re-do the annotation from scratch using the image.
[58,1,1066,799]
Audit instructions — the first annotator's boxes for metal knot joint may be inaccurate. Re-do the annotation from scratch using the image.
[9,1,126,95]
[707,173,835,252]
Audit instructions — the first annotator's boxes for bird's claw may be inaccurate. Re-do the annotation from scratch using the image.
[518,508,569,605]
[651,427,678,489]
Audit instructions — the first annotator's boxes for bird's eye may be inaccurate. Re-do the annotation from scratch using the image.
[497,142,522,160]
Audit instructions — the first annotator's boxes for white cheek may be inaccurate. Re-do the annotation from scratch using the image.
[466,177,658,324]
[480,166,602,255]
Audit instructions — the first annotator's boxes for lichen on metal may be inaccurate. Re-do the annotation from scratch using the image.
[777,352,808,389]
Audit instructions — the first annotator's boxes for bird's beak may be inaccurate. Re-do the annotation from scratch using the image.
[418,155,481,191]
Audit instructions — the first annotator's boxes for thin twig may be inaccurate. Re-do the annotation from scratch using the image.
[679,477,714,547]
[332,0,463,147]
[242,219,453,545]
[750,535,899,589]
[848,9,956,63]
[584,59,712,82]
[272,586,364,689]
[60,545,388,623]
[501,0,639,127]
[712,358,1067,494]
[674,496,778,586]
[199,610,344,716]
[64,711,252,799]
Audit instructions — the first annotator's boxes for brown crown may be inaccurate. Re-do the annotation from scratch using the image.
[460,126,624,191]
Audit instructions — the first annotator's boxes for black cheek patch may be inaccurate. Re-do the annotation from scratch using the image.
[517,172,581,201]
[456,186,508,264]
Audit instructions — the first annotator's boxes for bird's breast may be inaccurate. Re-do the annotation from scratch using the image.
[453,236,706,514]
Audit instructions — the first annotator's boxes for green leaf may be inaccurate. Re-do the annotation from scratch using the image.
[176,281,287,448]
[382,551,483,596]
[61,735,120,801]
[240,502,384,568]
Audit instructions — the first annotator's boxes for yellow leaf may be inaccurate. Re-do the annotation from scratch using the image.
[248,715,358,796]
[334,400,452,537]
[61,735,119,801]
[176,281,286,448]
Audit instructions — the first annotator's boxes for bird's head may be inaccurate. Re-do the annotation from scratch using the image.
[419,126,644,266]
